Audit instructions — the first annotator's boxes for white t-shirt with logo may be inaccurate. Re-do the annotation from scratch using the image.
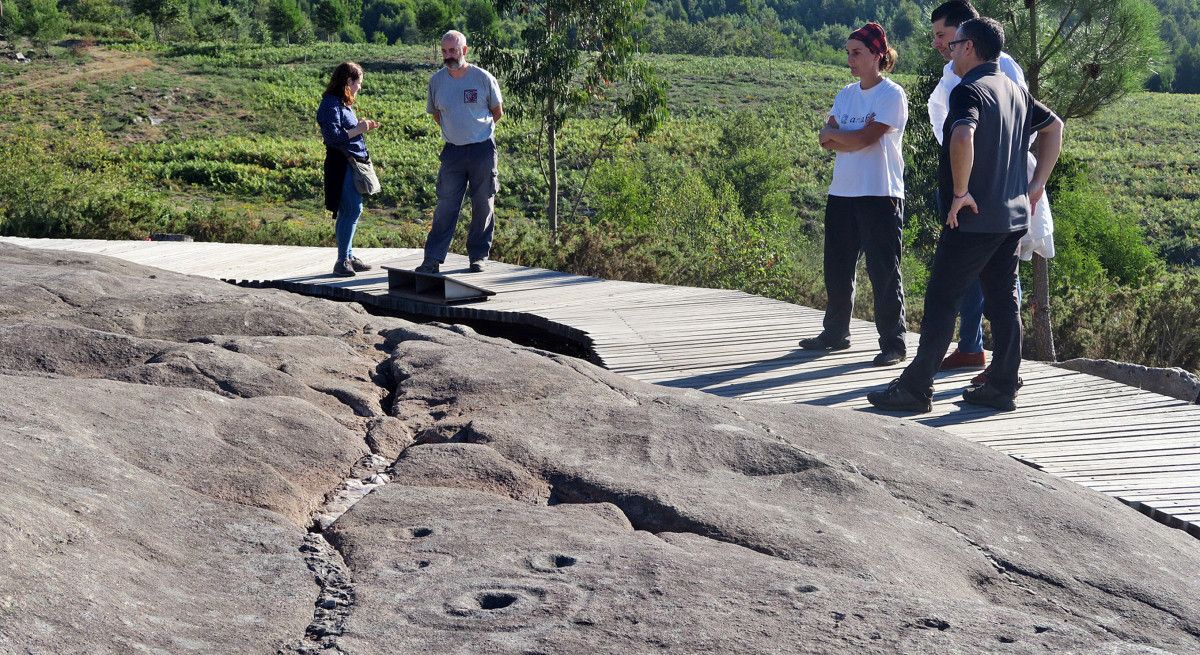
[827,77,908,199]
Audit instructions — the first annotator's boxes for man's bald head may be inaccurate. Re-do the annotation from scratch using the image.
[440,31,468,69]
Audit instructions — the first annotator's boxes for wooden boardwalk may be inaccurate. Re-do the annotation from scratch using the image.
[6,237,1199,538]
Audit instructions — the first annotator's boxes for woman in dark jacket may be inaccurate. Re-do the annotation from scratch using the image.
[317,61,380,277]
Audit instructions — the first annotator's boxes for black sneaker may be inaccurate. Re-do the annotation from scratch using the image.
[867,379,932,413]
[349,256,372,272]
[414,263,440,274]
[468,259,486,273]
[798,333,851,351]
[962,383,1017,411]
[872,349,907,366]
[332,259,356,277]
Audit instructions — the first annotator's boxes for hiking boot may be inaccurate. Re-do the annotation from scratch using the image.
[349,255,372,272]
[468,259,486,273]
[940,348,986,370]
[798,333,851,351]
[872,349,907,366]
[414,263,440,274]
[962,383,1017,411]
[867,379,932,413]
[332,259,356,277]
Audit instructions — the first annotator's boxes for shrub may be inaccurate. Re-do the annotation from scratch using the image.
[1049,156,1163,290]
[1054,270,1200,373]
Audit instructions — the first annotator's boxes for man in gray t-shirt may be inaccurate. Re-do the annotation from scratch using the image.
[417,30,504,274]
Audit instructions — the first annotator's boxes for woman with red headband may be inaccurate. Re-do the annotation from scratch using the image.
[799,22,909,367]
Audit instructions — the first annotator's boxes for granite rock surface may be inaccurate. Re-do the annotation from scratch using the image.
[2,243,1198,654]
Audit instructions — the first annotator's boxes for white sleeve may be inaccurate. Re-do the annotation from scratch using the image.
[876,83,907,131]
[927,78,951,145]
[828,86,844,119]
[999,53,1028,91]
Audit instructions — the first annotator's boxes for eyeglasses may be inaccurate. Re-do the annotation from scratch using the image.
[947,38,971,53]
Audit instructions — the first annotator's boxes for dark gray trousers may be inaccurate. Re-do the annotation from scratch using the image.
[821,195,907,354]
[423,139,497,265]
[898,228,1027,398]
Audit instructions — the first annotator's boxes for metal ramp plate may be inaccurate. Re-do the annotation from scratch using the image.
[382,266,496,305]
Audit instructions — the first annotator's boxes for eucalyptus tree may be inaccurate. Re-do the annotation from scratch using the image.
[983,0,1162,361]
[477,0,668,242]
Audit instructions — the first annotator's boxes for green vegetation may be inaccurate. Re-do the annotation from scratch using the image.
[0,37,1198,372]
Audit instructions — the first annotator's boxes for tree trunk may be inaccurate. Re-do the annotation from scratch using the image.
[1026,0,1056,361]
[1030,254,1056,360]
[547,97,559,245]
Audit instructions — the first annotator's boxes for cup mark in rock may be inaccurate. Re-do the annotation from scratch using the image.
[918,617,951,631]
[476,591,519,611]
[388,552,454,574]
[404,579,585,632]
[384,525,437,541]
[528,553,579,573]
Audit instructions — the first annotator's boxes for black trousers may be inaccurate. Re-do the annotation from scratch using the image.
[898,228,1027,398]
[821,195,906,353]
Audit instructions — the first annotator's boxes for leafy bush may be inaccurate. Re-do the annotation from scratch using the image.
[1048,156,1163,290]
[1054,270,1200,372]
[0,123,172,238]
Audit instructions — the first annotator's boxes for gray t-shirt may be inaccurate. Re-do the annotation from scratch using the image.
[427,65,503,146]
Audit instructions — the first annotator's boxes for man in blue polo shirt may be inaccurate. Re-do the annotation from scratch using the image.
[417,30,504,274]
[867,17,1064,413]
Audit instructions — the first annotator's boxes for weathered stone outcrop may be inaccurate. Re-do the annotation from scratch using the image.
[2,243,1199,654]
[324,322,1200,654]
[1058,358,1200,404]
[0,244,404,652]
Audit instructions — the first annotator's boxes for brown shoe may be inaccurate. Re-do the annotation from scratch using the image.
[941,349,986,370]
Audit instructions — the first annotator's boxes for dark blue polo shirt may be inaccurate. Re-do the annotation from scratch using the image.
[938,62,1056,233]
[317,93,369,160]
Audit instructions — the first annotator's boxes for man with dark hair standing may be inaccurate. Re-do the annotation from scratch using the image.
[867,17,1063,413]
[926,1,1055,379]
[417,30,503,275]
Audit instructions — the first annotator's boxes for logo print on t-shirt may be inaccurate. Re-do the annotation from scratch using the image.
[464,89,479,104]
[841,111,877,126]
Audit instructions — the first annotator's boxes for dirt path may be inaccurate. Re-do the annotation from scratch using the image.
[2,47,154,91]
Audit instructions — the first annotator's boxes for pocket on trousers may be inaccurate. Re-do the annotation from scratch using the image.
[435,168,447,198]
[489,171,500,197]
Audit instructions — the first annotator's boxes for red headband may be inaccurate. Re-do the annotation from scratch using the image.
[849,22,888,56]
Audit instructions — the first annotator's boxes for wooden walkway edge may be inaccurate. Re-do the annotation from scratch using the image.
[5,237,1198,538]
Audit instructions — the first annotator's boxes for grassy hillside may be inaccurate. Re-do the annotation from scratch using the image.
[1,42,1198,371]
[1069,92,1200,266]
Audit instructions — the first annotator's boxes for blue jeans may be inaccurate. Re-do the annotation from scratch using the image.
[423,139,497,265]
[336,168,362,262]
[957,274,1023,353]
